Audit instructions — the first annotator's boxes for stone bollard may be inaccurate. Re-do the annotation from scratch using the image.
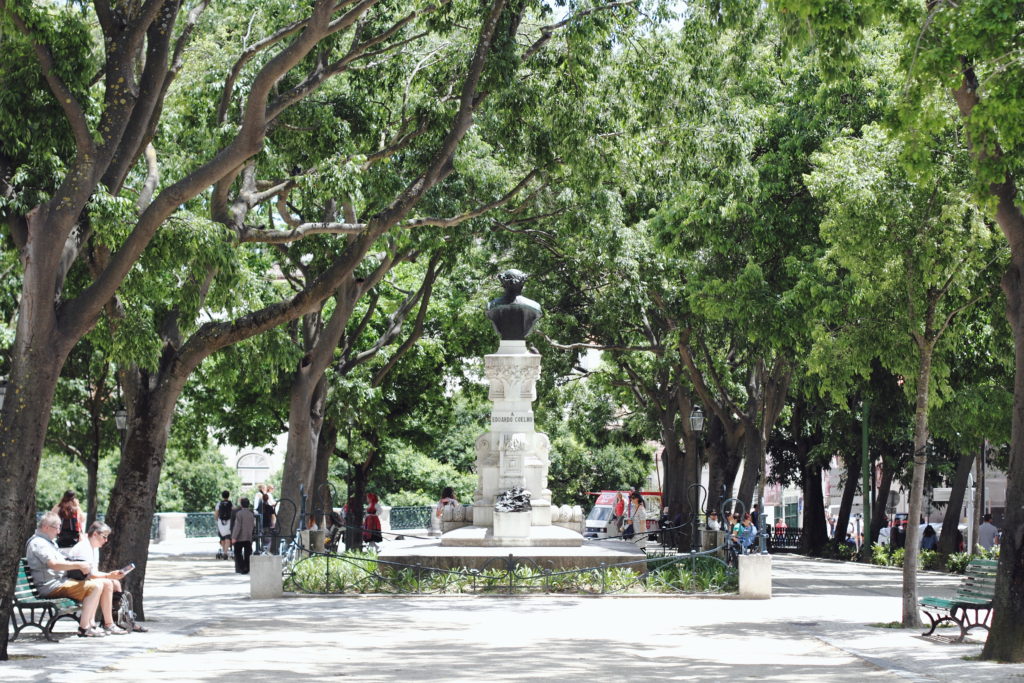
[155,513,186,543]
[250,554,283,599]
[738,553,772,599]
[297,530,312,560]
[309,529,325,553]
[702,530,728,562]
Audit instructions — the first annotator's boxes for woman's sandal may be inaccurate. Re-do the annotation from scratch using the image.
[77,626,105,637]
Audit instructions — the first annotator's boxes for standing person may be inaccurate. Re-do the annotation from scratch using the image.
[774,517,788,546]
[921,524,938,550]
[606,493,622,536]
[26,512,122,637]
[624,491,647,545]
[978,513,1000,551]
[215,491,233,560]
[256,492,276,553]
[750,504,759,528]
[364,493,383,550]
[53,490,86,549]
[891,519,907,550]
[231,497,256,574]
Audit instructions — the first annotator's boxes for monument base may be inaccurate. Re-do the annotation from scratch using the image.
[440,524,582,547]
[381,536,643,572]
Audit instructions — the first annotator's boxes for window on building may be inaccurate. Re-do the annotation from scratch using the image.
[236,452,270,487]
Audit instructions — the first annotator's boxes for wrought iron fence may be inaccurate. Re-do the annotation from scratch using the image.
[768,528,803,552]
[186,512,218,538]
[285,543,737,596]
[389,506,433,530]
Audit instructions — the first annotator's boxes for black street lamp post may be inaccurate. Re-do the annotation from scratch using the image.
[690,407,705,553]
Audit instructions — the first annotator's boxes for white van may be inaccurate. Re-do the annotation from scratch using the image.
[583,491,662,539]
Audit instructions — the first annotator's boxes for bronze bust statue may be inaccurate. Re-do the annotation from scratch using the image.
[486,269,542,340]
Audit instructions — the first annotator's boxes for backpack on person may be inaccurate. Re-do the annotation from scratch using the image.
[217,499,233,522]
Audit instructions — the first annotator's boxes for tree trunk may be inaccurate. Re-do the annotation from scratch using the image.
[707,417,744,515]
[800,460,829,554]
[954,69,1024,662]
[0,329,72,660]
[938,451,975,556]
[343,460,371,551]
[982,221,1024,659]
[281,283,360,515]
[280,367,325,514]
[834,457,859,544]
[736,434,761,513]
[101,367,185,621]
[870,460,895,545]
[311,417,339,517]
[658,408,687,550]
[901,344,934,628]
[85,455,99,530]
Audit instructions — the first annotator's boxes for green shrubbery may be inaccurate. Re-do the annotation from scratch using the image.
[869,543,999,573]
[285,552,738,595]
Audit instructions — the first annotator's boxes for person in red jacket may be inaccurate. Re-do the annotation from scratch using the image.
[363,493,383,550]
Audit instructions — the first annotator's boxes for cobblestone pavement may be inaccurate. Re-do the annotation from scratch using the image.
[4,537,1023,682]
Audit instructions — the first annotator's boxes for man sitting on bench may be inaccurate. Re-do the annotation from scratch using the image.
[25,511,126,637]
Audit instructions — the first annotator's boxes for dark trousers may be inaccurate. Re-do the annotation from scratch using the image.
[233,540,252,573]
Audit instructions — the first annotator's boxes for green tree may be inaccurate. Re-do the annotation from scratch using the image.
[769,0,1024,660]
[156,447,242,513]
[0,0,646,636]
[804,121,1004,625]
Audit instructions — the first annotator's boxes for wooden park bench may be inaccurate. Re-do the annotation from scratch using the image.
[9,557,81,641]
[918,557,997,642]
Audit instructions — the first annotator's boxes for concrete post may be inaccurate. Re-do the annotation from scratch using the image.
[309,529,325,553]
[250,554,283,599]
[156,513,186,544]
[738,553,772,599]
[297,530,312,560]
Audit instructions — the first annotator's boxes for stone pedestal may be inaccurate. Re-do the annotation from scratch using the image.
[471,340,554,531]
[738,553,772,599]
[250,554,283,599]
[493,511,531,539]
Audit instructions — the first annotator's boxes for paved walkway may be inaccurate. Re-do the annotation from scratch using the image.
[4,536,1023,682]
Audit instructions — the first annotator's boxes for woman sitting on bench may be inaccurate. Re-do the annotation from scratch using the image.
[69,522,146,632]
[25,512,125,637]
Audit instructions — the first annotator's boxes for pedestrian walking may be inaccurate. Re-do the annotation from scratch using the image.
[215,491,233,560]
[231,497,256,574]
[978,513,999,551]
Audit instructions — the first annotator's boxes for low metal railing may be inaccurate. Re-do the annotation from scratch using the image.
[186,512,218,538]
[768,528,803,551]
[388,506,433,530]
[285,536,737,596]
